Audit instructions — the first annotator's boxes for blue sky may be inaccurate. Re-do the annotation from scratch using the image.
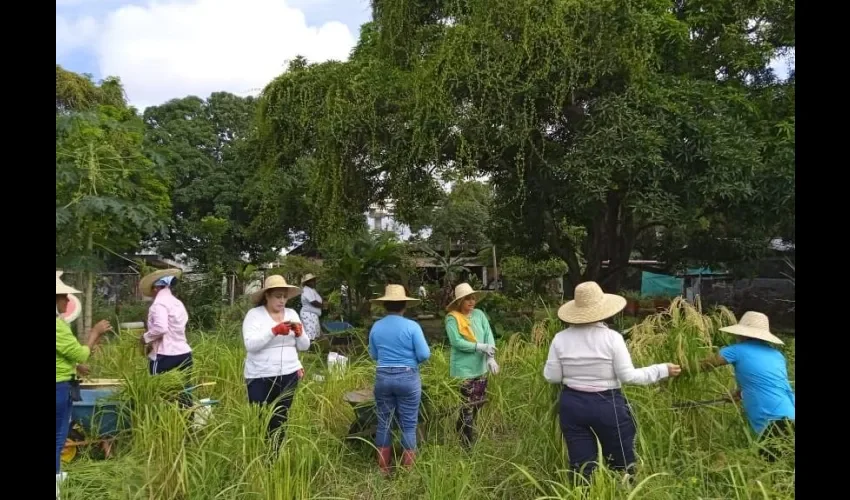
[57,0,792,111]
[57,0,372,109]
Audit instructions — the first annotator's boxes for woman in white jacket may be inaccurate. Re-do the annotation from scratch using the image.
[242,275,310,449]
[543,281,681,483]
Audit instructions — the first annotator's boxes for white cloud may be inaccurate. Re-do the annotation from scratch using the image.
[56,15,99,58]
[87,0,356,109]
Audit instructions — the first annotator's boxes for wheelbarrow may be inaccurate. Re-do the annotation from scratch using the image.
[61,380,127,463]
[312,321,357,356]
[61,380,219,463]
[343,386,437,444]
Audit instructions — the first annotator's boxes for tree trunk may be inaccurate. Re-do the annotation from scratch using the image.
[83,232,94,339]
[491,245,498,282]
[75,272,85,338]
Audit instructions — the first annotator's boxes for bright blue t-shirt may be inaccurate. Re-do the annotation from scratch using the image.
[719,340,795,435]
[368,314,431,369]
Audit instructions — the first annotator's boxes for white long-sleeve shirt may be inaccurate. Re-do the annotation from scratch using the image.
[543,322,669,391]
[242,306,310,379]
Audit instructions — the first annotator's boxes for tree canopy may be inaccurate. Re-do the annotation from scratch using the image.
[253,0,795,290]
[142,92,264,272]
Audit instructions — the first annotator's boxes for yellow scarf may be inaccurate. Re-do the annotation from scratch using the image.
[448,311,478,343]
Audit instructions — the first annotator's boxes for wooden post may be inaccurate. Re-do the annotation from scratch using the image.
[84,232,94,336]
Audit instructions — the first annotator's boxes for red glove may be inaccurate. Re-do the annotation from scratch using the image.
[272,322,291,336]
[292,323,304,337]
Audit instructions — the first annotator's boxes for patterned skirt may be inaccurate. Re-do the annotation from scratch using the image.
[301,311,321,340]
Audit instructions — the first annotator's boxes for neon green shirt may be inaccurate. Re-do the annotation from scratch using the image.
[445,308,495,379]
[56,317,90,382]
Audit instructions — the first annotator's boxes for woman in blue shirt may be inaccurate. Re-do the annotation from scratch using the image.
[368,284,431,476]
[699,311,795,461]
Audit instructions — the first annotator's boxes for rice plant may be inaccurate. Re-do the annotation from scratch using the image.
[63,304,794,500]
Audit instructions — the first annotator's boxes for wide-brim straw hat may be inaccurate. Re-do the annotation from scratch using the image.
[56,271,82,295]
[251,275,301,305]
[558,281,627,324]
[139,268,183,298]
[62,294,82,323]
[446,282,486,311]
[720,311,784,345]
[370,284,420,307]
[301,273,317,285]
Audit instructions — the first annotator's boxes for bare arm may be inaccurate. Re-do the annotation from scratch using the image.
[700,354,729,371]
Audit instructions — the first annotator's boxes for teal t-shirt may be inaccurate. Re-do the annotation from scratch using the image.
[719,340,795,435]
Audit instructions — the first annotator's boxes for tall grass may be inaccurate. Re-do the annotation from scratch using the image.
[64,303,794,499]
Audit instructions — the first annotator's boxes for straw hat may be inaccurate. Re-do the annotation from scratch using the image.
[370,284,420,306]
[56,271,82,295]
[301,273,317,285]
[446,282,486,311]
[720,311,784,345]
[251,275,301,305]
[62,294,82,323]
[139,268,183,298]
[558,281,627,324]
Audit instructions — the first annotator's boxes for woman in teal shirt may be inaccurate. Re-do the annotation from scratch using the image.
[699,311,795,462]
[444,283,498,448]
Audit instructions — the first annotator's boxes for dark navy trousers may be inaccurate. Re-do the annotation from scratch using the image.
[559,386,638,478]
[149,351,194,408]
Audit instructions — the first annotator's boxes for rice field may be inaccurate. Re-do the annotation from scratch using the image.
[62,300,795,499]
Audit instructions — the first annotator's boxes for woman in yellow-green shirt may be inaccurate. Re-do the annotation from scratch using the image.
[444,283,498,449]
[55,272,111,486]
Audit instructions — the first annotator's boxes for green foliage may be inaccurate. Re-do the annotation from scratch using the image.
[56,65,126,113]
[142,92,262,270]
[67,306,795,499]
[420,180,493,253]
[478,291,536,338]
[268,255,324,286]
[252,0,794,291]
[500,256,567,298]
[253,41,443,245]
[322,230,414,322]
[56,68,170,272]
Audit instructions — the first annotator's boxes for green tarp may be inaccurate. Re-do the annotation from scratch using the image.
[640,268,716,297]
[640,272,682,297]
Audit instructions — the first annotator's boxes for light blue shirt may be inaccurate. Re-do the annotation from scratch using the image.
[368,314,431,369]
[719,340,795,435]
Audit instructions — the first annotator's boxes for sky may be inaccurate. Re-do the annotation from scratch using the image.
[56,0,794,111]
[56,0,372,110]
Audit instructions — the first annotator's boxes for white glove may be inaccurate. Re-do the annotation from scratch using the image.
[476,343,496,357]
[487,357,500,375]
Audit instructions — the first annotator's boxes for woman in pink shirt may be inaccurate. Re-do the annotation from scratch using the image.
[139,269,192,406]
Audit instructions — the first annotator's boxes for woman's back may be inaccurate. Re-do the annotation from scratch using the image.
[719,340,795,433]
[545,322,669,390]
[368,315,430,368]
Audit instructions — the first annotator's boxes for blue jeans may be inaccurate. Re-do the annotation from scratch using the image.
[56,382,73,474]
[374,367,421,450]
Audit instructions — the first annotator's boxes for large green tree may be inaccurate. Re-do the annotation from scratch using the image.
[142,92,264,272]
[56,66,170,331]
[255,0,795,290]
